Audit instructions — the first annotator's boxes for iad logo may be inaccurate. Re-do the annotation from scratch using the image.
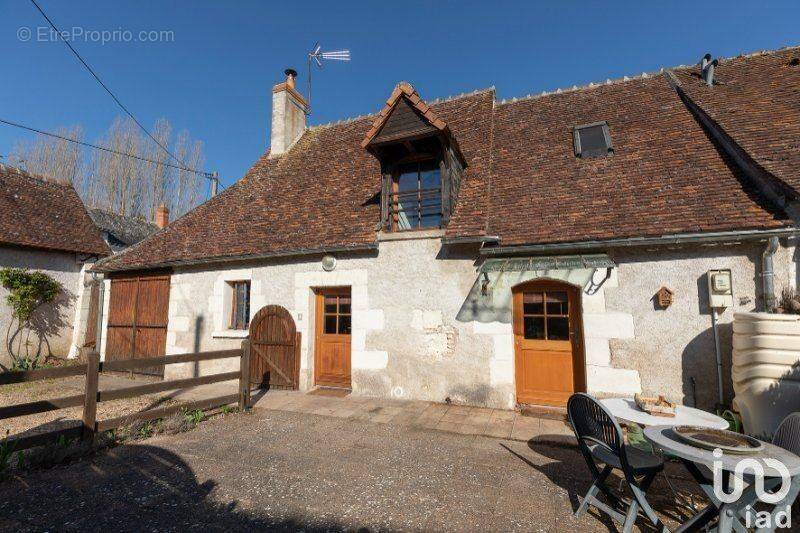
[712,447,793,529]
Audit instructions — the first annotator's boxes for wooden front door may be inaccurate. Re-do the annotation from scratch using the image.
[314,288,352,388]
[105,272,170,376]
[513,280,585,407]
[249,305,300,389]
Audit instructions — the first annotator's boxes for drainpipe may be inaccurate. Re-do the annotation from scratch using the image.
[762,236,779,312]
[710,307,724,407]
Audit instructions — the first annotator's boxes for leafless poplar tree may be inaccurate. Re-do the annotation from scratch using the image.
[10,125,84,187]
[9,117,207,223]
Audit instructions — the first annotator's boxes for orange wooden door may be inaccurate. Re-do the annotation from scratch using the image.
[513,280,585,406]
[314,288,351,388]
[106,272,170,376]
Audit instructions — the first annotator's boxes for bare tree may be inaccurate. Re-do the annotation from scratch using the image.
[9,117,207,223]
[171,129,206,218]
[10,125,84,186]
[90,117,143,216]
[141,119,171,221]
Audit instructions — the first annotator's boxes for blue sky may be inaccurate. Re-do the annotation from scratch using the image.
[2,1,799,193]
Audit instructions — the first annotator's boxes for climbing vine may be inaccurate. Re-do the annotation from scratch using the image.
[0,268,62,370]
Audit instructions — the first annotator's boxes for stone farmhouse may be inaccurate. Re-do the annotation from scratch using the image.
[94,47,800,410]
[0,164,110,367]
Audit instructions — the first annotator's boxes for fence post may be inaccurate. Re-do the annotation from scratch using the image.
[82,350,100,442]
[239,340,251,410]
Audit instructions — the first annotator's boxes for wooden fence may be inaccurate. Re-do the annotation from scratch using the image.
[0,342,251,452]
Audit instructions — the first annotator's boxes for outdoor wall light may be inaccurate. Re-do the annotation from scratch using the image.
[481,272,490,295]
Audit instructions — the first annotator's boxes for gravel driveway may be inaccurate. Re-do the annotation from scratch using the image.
[0,407,702,532]
[1,373,182,440]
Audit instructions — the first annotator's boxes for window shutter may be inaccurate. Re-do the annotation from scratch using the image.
[443,146,464,224]
[380,172,391,230]
[439,158,450,226]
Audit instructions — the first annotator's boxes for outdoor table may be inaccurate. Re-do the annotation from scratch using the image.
[601,397,729,429]
[644,425,800,532]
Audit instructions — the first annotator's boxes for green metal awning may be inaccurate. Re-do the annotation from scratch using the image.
[457,254,617,323]
[479,254,616,273]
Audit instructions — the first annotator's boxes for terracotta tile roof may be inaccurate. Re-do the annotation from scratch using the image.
[97,49,797,271]
[362,82,449,148]
[95,90,496,271]
[672,47,800,195]
[487,73,790,247]
[0,164,110,256]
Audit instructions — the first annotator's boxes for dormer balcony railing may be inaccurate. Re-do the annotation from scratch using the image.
[389,187,443,230]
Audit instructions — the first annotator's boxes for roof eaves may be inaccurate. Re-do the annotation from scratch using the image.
[92,242,379,273]
[481,226,800,256]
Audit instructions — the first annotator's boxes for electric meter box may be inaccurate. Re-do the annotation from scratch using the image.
[707,269,733,308]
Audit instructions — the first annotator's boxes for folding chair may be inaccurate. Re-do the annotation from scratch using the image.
[567,393,669,533]
[773,412,800,454]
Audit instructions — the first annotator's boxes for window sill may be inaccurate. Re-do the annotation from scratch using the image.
[377,228,446,242]
[212,329,249,339]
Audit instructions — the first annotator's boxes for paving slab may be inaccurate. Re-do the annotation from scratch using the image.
[241,389,573,444]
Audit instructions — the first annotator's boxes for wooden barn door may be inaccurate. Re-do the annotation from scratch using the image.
[105,272,170,376]
[248,305,300,389]
[314,288,352,388]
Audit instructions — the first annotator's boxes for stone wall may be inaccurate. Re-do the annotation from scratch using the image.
[0,246,84,367]
[98,235,796,410]
[605,240,797,410]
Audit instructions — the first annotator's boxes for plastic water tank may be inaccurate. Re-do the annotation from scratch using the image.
[732,312,800,439]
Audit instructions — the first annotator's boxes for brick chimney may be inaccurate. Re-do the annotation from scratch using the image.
[156,204,169,229]
[270,68,307,157]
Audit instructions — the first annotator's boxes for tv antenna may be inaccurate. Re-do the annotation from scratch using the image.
[307,43,350,114]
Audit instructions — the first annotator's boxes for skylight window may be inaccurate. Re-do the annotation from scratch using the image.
[573,122,612,158]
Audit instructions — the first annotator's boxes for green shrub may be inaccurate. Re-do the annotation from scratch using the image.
[182,408,204,425]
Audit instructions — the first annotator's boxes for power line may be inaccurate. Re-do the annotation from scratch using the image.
[29,0,189,170]
[0,117,213,177]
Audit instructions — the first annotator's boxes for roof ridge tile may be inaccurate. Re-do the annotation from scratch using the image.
[308,87,495,131]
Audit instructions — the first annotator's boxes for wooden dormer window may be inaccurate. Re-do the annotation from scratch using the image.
[362,83,467,232]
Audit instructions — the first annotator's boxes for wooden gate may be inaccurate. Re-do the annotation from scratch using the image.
[105,272,171,376]
[249,305,300,389]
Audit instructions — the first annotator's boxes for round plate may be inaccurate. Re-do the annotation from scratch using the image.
[673,425,764,454]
